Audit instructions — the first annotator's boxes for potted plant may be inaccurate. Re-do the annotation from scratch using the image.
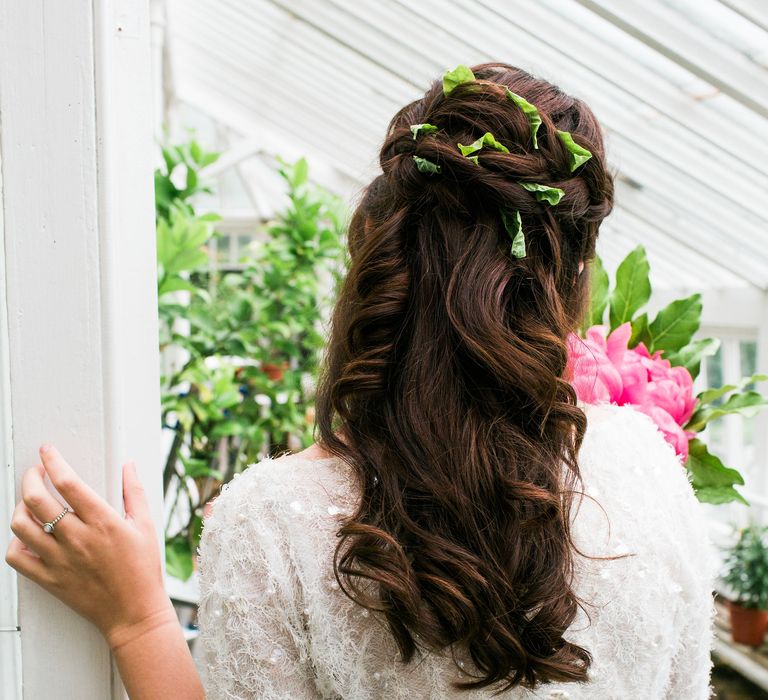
[722,524,768,647]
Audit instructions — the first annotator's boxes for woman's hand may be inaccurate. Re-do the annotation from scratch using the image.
[5,444,175,647]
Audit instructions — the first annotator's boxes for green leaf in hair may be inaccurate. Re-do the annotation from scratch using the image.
[443,65,476,96]
[501,209,526,258]
[520,181,564,205]
[457,132,510,156]
[505,89,542,149]
[411,123,439,139]
[413,155,442,174]
[468,155,480,165]
[556,130,592,171]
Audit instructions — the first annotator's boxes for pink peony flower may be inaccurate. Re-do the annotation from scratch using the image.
[567,322,698,461]
[566,326,623,404]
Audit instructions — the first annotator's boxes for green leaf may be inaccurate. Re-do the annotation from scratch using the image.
[608,246,651,329]
[647,293,702,354]
[410,123,439,139]
[584,255,610,328]
[628,312,652,348]
[158,276,198,297]
[686,390,768,432]
[457,131,510,156]
[520,181,564,205]
[505,89,542,149]
[501,209,525,258]
[166,537,194,581]
[468,155,479,165]
[698,373,768,407]
[443,64,475,96]
[556,130,592,172]
[413,155,442,174]
[686,439,748,505]
[695,485,750,506]
[664,337,720,379]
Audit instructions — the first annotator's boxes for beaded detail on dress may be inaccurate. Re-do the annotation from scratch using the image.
[197,402,718,699]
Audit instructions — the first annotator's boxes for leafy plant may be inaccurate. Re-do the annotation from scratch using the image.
[581,246,768,506]
[156,140,347,579]
[722,524,768,609]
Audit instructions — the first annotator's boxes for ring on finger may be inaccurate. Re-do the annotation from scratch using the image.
[42,506,72,534]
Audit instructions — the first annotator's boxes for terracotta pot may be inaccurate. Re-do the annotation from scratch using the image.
[728,600,768,647]
[261,361,288,381]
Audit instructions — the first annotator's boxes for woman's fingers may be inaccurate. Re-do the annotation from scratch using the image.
[122,462,152,530]
[21,463,80,537]
[9,500,59,560]
[38,445,112,524]
[5,535,53,588]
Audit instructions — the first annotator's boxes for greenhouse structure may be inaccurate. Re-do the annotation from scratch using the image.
[1,0,767,697]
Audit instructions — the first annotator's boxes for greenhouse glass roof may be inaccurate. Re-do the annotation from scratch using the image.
[165,0,768,293]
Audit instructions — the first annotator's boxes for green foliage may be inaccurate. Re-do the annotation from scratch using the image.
[584,244,767,507]
[582,256,609,329]
[608,245,651,329]
[647,294,702,354]
[156,140,347,580]
[686,391,768,433]
[686,439,748,506]
[722,524,768,609]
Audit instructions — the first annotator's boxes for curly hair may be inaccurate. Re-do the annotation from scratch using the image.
[314,62,617,693]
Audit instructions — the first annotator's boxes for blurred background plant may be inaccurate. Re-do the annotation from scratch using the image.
[156,138,347,580]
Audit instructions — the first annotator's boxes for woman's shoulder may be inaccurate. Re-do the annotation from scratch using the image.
[204,448,356,535]
[573,400,718,583]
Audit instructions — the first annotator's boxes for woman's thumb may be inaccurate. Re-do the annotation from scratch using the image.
[122,461,151,524]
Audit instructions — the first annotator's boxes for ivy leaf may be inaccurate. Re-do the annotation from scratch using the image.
[608,245,651,329]
[413,156,442,174]
[505,89,542,149]
[648,293,702,354]
[501,209,526,258]
[686,390,768,432]
[584,255,610,328]
[520,181,564,205]
[468,155,480,165]
[686,439,748,506]
[458,132,510,156]
[556,130,593,171]
[664,337,720,380]
[410,123,439,139]
[443,65,475,96]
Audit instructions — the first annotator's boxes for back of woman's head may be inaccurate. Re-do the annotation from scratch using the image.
[315,61,616,693]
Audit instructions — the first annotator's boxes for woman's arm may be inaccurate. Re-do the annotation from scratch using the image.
[108,605,204,700]
[4,444,205,699]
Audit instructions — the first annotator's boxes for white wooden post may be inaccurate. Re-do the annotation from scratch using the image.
[0,1,161,698]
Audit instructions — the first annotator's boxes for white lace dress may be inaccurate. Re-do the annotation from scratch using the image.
[197,402,719,699]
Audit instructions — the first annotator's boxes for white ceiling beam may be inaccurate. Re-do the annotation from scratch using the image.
[717,0,768,32]
[574,0,768,118]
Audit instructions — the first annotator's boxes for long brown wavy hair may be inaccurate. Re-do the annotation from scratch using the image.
[315,62,617,693]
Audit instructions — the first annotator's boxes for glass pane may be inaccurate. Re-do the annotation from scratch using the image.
[741,339,758,469]
[703,344,725,456]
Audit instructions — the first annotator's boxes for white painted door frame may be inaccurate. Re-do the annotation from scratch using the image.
[0,1,162,698]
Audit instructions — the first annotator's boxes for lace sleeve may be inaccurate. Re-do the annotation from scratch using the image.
[196,469,322,699]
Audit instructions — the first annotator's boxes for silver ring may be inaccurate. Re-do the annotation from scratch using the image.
[42,506,70,534]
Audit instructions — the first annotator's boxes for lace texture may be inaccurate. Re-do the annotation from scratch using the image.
[197,402,719,699]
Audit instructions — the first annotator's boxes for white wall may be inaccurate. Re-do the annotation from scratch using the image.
[0,1,161,697]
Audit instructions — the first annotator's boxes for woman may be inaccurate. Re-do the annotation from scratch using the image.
[5,62,718,698]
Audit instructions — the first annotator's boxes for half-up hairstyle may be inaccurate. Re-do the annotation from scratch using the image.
[315,61,617,693]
